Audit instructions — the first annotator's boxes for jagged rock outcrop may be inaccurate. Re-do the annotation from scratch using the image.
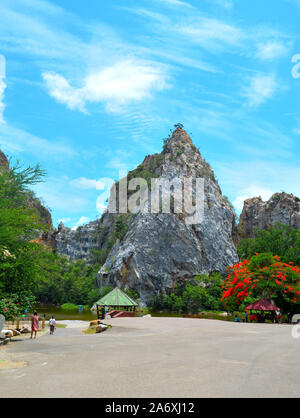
[55,221,100,261]
[0,150,9,169]
[97,128,238,304]
[239,192,300,239]
[55,213,119,262]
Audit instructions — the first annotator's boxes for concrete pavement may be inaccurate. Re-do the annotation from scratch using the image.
[0,317,299,398]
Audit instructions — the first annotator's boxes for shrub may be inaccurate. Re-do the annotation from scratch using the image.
[148,273,224,314]
[238,223,300,265]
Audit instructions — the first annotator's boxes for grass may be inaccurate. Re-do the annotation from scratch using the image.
[82,326,97,334]
[61,303,89,311]
[46,323,67,328]
[82,324,112,335]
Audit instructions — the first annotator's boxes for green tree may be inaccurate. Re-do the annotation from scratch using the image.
[115,216,129,240]
[238,223,300,265]
[148,273,224,314]
[0,162,47,301]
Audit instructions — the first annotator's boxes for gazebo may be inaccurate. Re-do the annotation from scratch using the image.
[95,288,138,319]
[246,298,280,312]
[245,298,280,323]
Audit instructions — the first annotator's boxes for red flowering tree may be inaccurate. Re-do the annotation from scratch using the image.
[0,291,35,320]
[222,253,300,312]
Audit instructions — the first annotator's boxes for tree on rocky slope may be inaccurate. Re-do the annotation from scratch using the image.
[238,223,300,265]
[0,160,47,315]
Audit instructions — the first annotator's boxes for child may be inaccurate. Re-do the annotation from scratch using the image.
[49,316,56,335]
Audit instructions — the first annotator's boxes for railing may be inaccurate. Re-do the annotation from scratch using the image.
[4,315,43,330]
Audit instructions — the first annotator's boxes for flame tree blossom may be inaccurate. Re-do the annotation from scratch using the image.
[222,253,300,312]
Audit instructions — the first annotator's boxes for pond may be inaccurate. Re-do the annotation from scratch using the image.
[32,305,97,321]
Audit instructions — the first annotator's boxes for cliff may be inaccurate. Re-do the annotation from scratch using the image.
[238,192,300,239]
[0,150,9,169]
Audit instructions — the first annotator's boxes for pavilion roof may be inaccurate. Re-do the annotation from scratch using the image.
[246,298,280,312]
[96,288,138,307]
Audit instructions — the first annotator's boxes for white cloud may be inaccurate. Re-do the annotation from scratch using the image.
[0,54,6,123]
[33,180,89,214]
[242,74,278,107]
[209,0,234,9]
[71,176,115,214]
[71,177,107,191]
[58,217,71,224]
[0,123,77,159]
[42,59,169,113]
[256,41,290,60]
[216,158,300,216]
[158,0,192,7]
[177,18,243,51]
[42,73,86,113]
[233,186,274,212]
[71,216,90,230]
[0,78,6,124]
[293,119,300,135]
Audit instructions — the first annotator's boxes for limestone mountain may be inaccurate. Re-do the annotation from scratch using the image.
[238,192,300,239]
[95,127,239,303]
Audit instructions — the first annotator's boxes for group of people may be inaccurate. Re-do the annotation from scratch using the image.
[234,310,282,324]
[30,312,56,339]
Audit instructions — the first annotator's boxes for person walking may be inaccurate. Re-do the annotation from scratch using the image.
[49,316,56,335]
[42,314,46,329]
[30,312,40,339]
[277,311,282,324]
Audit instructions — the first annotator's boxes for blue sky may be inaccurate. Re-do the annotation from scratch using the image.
[0,0,299,229]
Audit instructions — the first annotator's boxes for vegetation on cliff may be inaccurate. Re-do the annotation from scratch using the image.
[238,223,300,265]
[0,161,48,318]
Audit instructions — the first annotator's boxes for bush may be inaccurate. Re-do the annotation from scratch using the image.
[238,223,300,265]
[148,273,224,314]
[61,303,79,311]
[0,291,36,320]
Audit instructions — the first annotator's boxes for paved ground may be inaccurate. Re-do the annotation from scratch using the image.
[0,317,299,398]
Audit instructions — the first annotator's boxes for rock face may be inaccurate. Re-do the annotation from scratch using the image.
[239,193,300,239]
[55,221,101,262]
[0,150,9,169]
[97,128,238,304]
[55,212,118,263]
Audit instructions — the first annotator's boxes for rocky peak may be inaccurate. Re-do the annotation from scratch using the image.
[96,127,238,303]
[165,127,194,149]
[239,192,300,238]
